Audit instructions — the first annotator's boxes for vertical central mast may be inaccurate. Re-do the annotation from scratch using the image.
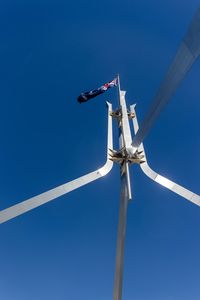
[113,75,132,300]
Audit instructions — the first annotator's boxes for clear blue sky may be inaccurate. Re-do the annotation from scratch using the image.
[0,1,200,299]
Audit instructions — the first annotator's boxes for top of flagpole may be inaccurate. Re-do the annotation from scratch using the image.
[117,74,121,91]
[117,74,121,90]
[117,74,121,106]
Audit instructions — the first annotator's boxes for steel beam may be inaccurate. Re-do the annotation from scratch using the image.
[113,78,132,300]
[113,170,129,300]
[130,104,200,206]
[0,102,114,224]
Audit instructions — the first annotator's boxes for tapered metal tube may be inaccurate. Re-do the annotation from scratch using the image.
[113,75,132,300]
[113,170,129,300]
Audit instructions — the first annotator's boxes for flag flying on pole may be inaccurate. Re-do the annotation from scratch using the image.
[77,77,118,103]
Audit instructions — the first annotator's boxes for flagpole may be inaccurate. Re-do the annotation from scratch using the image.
[117,74,121,105]
[113,74,131,300]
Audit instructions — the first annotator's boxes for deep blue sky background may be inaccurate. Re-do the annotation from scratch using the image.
[0,1,200,299]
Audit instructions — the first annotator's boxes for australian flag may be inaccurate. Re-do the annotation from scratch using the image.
[77,77,118,103]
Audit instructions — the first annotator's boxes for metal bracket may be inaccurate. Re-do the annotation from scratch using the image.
[110,109,121,119]
[110,109,135,120]
[109,148,145,165]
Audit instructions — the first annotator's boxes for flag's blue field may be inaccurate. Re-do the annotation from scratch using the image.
[0,1,200,299]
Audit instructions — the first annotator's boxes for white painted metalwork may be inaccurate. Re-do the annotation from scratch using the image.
[1,8,200,300]
[130,104,200,206]
[0,102,113,224]
[119,90,132,152]
[113,80,132,300]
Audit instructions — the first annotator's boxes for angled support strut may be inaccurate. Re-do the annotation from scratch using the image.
[0,102,114,224]
[130,104,200,206]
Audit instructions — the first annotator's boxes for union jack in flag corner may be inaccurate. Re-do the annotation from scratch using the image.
[77,77,118,103]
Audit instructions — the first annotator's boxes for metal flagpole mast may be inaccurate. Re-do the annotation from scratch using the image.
[113,75,132,300]
[1,10,200,293]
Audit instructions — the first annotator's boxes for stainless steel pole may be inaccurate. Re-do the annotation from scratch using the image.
[113,75,131,300]
[113,168,129,300]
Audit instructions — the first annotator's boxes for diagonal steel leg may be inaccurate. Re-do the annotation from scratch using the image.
[0,102,114,224]
[130,104,200,206]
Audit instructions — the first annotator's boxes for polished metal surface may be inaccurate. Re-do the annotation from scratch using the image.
[0,102,113,224]
[132,8,200,149]
[118,87,132,199]
[113,171,129,300]
[119,90,133,152]
[130,104,200,206]
[113,82,132,300]
[117,74,133,156]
